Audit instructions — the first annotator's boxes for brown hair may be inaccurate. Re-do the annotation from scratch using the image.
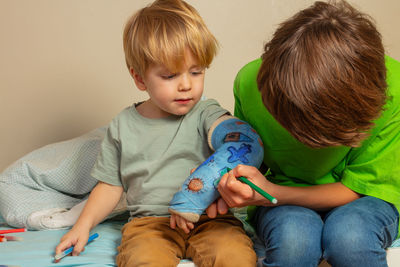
[257,0,387,148]
[123,0,218,77]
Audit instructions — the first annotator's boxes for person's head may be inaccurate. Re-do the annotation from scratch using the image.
[123,0,218,117]
[257,0,387,148]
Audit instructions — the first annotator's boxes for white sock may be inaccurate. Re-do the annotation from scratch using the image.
[27,207,69,230]
[26,193,127,230]
[41,200,88,229]
[27,200,87,230]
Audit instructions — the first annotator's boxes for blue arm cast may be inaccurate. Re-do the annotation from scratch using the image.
[168,117,264,222]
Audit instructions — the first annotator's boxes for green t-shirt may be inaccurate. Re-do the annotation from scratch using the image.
[234,56,400,232]
[91,99,228,219]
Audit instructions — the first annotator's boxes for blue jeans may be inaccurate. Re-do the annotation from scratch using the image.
[254,196,399,267]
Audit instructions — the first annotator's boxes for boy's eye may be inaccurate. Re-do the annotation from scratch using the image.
[191,69,204,75]
[161,74,176,79]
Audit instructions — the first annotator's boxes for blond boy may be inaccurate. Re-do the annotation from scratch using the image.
[55,1,257,266]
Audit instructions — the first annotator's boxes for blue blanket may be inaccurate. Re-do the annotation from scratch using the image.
[1,219,399,267]
[0,220,122,267]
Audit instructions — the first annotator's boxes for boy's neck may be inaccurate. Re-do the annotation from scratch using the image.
[136,100,174,119]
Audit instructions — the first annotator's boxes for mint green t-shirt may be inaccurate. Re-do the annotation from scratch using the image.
[91,99,228,219]
[234,56,400,232]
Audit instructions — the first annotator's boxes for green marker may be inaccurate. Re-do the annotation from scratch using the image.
[215,168,278,204]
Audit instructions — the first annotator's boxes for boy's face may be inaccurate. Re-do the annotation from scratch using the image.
[137,48,205,118]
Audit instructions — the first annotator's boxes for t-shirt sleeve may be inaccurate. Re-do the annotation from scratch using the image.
[198,99,230,140]
[341,111,400,206]
[342,57,400,206]
[90,119,123,187]
[233,71,246,121]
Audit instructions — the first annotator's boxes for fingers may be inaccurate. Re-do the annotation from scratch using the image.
[232,164,260,181]
[55,231,89,257]
[216,198,228,214]
[218,167,255,207]
[55,238,73,255]
[170,214,194,234]
[177,216,194,234]
[206,198,228,218]
[170,214,177,229]
[72,238,87,256]
[206,201,218,218]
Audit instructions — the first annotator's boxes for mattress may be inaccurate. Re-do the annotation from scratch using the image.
[1,218,399,267]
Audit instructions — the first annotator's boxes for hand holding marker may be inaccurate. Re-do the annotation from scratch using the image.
[216,168,278,204]
[54,233,99,263]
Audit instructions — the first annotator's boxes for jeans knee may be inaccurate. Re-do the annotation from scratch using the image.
[262,235,322,267]
[323,224,364,258]
[322,198,396,266]
[324,208,371,252]
[322,226,387,267]
[256,206,323,266]
[271,226,321,263]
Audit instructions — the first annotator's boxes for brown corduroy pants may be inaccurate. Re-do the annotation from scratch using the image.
[116,214,256,267]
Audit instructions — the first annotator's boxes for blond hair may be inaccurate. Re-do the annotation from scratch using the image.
[123,0,218,77]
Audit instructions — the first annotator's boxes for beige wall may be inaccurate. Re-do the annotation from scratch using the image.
[1,0,399,171]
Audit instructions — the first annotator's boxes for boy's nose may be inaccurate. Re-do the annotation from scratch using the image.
[178,74,191,91]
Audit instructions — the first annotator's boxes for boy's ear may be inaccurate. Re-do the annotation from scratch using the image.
[130,67,146,91]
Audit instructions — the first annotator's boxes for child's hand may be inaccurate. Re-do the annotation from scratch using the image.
[55,227,90,257]
[168,167,198,233]
[170,214,194,234]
